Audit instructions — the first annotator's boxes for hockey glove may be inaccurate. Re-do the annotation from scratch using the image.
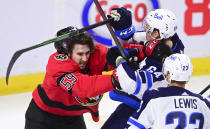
[107,46,139,67]
[150,43,173,63]
[107,7,136,40]
[127,56,139,70]
[116,56,139,71]
[142,39,161,57]
[115,56,126,66]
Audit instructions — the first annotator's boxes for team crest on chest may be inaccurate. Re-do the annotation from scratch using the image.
[54,54,68,61]
[75,94,103,106]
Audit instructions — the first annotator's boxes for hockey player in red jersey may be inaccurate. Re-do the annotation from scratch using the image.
[24,25,164,129]
[24,26,120,129]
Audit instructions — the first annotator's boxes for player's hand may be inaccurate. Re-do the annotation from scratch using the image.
[107,7,136,40]
[106,46,139,67]
[151,43,173,62]
[142,39,161,57]
[116,56,139,70]
[127,56,139,70]
[143,39,173,62]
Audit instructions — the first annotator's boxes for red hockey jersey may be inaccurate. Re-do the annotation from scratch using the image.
[124,43,145,61]
[32,43,114,122]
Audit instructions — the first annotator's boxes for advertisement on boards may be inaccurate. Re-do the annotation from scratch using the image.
[0,0,209,94]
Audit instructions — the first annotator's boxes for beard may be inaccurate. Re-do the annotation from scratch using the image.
[79,61,87,65]
[79,61,87,70]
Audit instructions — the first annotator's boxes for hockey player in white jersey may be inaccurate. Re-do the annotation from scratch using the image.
[101,8,184,129]
[120,53,210,129]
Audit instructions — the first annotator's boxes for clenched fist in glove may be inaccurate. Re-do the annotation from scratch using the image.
[151,42,173,62]
[142,39,173,62]
[106,46,140,67]
[107,7,136,40]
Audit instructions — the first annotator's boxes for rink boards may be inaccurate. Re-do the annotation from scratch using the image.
[0,57,210,96]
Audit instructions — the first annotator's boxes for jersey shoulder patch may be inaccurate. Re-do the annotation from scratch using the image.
[58,73,78,94]
[54,54,68,61]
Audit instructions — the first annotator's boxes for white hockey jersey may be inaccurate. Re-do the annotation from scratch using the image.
[126,86,210,129]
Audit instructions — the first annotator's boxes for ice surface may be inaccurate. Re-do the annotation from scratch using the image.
[0,76,209,129]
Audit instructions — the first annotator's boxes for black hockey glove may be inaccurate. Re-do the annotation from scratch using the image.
[106,46,139,67]
[150,43,173,63]
[115,56,139,71]
[107,7,136,40]
[127,56,139,70]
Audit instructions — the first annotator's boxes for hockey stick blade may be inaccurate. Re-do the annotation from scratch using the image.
[6,18,113,85]
[93,0,128,60]
[199,84,210,95]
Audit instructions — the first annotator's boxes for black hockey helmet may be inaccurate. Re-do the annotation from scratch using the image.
[54,26,78,54]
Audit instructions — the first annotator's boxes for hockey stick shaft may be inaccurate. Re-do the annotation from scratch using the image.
[93,0,128,60]
[6,18,113,85]
[199,84,210,95]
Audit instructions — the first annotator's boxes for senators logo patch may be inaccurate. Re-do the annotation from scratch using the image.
[75,94,103,106]
[55,54,68,61]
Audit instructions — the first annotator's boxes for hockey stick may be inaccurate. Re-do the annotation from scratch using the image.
[199,84,210,95]
[6,17,113,85]
[93,0,128,60]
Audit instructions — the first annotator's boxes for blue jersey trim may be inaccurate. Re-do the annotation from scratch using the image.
[109,90,140,109]
[128,118,146,129]
[145,71,152,90]
[133,72,141,95]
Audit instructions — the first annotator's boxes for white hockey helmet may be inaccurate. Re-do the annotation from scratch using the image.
[162,53,193,82]
[143,9,177,39]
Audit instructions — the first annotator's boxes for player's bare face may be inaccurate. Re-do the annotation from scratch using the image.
[71,44,90,69]
[143,23,161,41]
[146,30,160,41]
